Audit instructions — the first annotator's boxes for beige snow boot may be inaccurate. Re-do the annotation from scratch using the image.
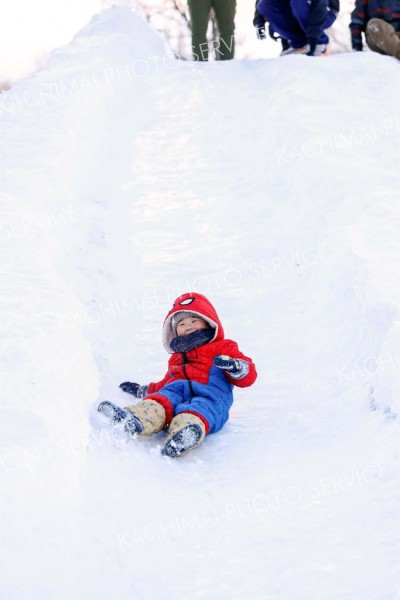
[125,400,166,436]
[161,413,206,458]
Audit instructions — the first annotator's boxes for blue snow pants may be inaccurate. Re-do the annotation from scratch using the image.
[257,0,337,47]
[151,369,235,434]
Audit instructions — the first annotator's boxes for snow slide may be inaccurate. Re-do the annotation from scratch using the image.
[1,5,400,600]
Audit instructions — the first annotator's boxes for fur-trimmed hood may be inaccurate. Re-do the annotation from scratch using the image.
[162,292,224,353]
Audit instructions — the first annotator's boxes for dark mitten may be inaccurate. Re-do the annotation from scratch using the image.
[253,10,266,40]
[119,382,148,398]
[213,355,241,373]
[255,24,266,40]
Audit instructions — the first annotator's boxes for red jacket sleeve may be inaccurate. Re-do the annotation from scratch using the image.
[218,339,257,388]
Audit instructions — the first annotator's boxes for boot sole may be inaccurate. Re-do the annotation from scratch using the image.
[97,401,129,423]
[124,416,143,437]
[161,424,202,458]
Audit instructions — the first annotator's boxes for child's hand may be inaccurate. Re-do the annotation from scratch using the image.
[119,382,148,398]
[213,355,241,373]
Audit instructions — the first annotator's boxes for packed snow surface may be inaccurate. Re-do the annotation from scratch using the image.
[1,6,400,600]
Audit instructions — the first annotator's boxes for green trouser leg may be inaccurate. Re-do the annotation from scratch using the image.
[188,0,236,61]
[188,0,212,61]
[212,0,236,60]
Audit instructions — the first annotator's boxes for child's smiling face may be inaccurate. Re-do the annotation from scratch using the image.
[176,316,208,337]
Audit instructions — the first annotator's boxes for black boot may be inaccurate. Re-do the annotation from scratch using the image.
[281,37,290,52]
[98,401,143,435]
[161,424,203,458]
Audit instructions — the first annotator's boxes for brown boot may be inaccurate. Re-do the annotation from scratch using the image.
[366,18,400,59]
[125,400,166,436]
[161,413,206,458]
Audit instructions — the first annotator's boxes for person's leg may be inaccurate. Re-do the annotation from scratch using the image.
[150,379,228,435]
[257,0,307,48]
[97,399,165,436]
[290,0,337,45]
[366,18,400,59]
[188,0,213,61]
[145,383,209,457]
[146,381,231,455]
[212,0,236,60]
[143,380,191,426]
[125,400,166,435]
[174,390,231,434]
[162,413,206,457]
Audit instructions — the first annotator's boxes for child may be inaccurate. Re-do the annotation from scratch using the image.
[98,292,257,458]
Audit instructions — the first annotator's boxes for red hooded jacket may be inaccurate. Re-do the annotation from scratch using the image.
[147,292,257,394]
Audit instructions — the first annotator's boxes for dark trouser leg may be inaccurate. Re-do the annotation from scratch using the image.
[212,0,236,60]
[290,0,337,45]
[366,18,400,59]
[188,0,212,61]
[257,0,306,48]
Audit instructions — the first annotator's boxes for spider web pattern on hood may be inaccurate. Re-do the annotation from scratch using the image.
[162,292,224,353]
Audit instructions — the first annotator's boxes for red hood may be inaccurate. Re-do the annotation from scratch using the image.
[162,292,224,353]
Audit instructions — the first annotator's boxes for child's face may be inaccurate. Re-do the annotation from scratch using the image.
[176,316,208,336]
